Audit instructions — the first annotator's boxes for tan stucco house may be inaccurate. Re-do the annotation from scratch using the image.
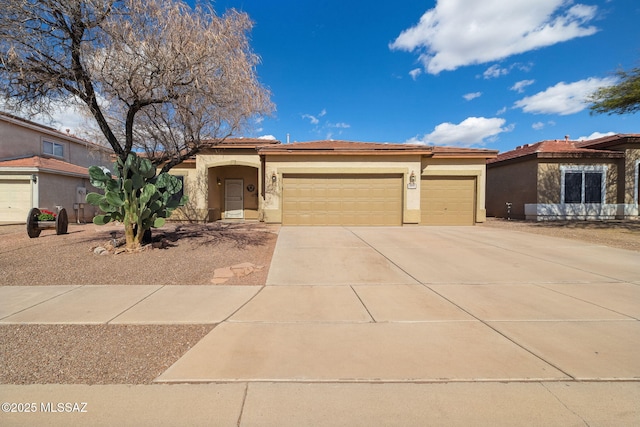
[0,112,113,223]
[169,139,497,226]
[486,134,640,220]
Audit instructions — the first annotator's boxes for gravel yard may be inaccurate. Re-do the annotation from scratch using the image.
[0,221,279,286]
[2,218,638,385]
[481,218,640,252]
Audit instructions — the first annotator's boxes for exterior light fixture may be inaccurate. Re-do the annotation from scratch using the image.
[31,174,37,184]
[271,172,277,183]
[216,177,222,186]
[409,171,416,185]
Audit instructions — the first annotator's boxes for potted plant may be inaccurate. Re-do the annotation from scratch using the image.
[26,207,68,238]
[37,209,57,222]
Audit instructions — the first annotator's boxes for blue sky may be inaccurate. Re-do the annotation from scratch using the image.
[22,0,639,154]
[210,0,639,153]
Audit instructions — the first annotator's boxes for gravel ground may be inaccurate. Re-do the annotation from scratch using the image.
[2,219,638,385]
[0,221,279,286]
[0,324,213,384]
[480,217,640,252]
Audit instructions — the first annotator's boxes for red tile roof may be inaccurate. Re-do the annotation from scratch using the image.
[0,155,89,176]
[488,139,623,165]
[203,137,281,149]
[258,140,497,158]
[576,134,640,149]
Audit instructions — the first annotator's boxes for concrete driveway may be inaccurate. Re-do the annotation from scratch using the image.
[159,226,640,384]
[3,226,640,426]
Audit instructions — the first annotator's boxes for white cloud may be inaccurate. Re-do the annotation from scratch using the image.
[514,77,617,115]
[511,79,535,93]
[408,117,512,147]
[301,113,320,125]
[496,106,508,115]
[578,131,615,140]
[409,68,422,80]
[463,92,482,101]
[329,122,351,129]
[390,0,598,74]
[258,135,277,140]
[483,65,509,79]
[302,109,328,126]
[532,121,545,130]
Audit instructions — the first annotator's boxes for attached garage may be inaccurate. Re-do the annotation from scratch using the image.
[0,179,32,222]
[282,174,403,226]
[421,176,476,225]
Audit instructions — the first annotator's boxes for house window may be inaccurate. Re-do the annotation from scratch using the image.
[561,166,606,204]
[43,141,64,158]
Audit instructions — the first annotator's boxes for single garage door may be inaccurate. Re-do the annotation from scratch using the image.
[421,176,475,225]
[283,174,403,226]
[0,179,32,222]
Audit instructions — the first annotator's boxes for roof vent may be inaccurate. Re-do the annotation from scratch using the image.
[565,135,569,142]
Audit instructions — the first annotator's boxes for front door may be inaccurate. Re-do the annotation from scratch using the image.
[225,179,244,219]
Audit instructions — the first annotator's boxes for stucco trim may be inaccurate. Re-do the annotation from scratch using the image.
[635,160,640,206]
[203,159,260,169]
[278,167,408,175]
[421,169,482,177]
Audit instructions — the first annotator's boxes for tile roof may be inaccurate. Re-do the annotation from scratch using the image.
[203,137,282,149]
[257,140,497,158]
[258,140,429,152]
[488,139,624,165]
[0,155,89,176]
[575,133,640,149]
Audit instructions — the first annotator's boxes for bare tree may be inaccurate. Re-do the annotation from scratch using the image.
[0,0,273,171]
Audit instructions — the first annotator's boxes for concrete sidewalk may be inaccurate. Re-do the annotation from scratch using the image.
[1,226,639,425]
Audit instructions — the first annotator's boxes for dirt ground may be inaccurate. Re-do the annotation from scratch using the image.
[481,217,640,252]
[0,221,279,286]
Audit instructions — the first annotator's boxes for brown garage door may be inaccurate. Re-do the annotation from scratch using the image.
[421,177,476,225]
[283,174,402,226]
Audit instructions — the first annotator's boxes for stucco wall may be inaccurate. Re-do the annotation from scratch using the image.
[624,148,640,205]
[184,150,263,221]
[537,159,618,204]
[37,173,99,222]
[0,116,112,168]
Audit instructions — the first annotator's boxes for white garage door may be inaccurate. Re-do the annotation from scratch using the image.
[0,179,32,222]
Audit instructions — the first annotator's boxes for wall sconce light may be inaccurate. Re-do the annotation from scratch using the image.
[271,172,277,183]
[409,171,416,185]
[31,174,37,184]
[216,177,222,186]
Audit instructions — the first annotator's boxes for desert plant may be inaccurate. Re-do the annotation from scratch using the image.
[86,153,187,250]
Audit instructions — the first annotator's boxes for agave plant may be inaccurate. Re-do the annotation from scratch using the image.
[86,153,187,249]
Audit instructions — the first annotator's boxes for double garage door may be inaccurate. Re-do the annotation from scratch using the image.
[282,174,476,226]
[0,179,32,222]
[283,174,402,226]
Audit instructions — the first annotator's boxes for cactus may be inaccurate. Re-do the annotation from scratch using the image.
[86,153,187,250]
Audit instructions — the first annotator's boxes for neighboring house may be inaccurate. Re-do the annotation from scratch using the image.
[0,112,113,223]
[168,139,497,226]
[486,134,640,220]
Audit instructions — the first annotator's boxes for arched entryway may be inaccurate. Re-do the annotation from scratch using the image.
[208,165,259,221]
